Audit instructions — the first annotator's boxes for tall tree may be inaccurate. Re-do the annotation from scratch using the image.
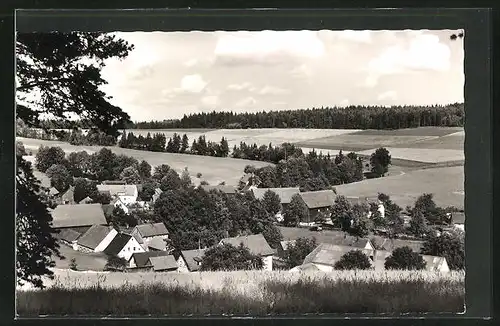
[119,166,142,185]
[159,170,182,191]
[152,164,172,182]
[180,167,192,187]
[180,134,189,153]
[384,246,427,270]
[34,146,67,172]
[334,250,372,270]
[262,190,282,216]
[200,243,263,271]
[283,237,317,268]
[370,147,391,177]
[16,32,133,288]
[45,164,73,192]
[138,160,152,180]
[421,230,464,270]
[283,194,309,226]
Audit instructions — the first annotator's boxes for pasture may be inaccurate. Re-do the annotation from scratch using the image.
[16,269,465,315]
[18,137,272,186]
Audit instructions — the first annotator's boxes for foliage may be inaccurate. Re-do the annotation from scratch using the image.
[138,180,158,201]
[159,170,183,191]
[109,206,138,228]
[69,258,78,271]
[330,195,352,230]
[45,164,73,192]
[421,230,464,270]
[262,190,282,216]
[370,147,391,177]
[180,167,192,187]
[334,250,372,270]
[104,255,127,271]
[119,166,141,184]
[408,209,429,238]
[283,237,318,268]
[200,243,263,271]
[378,193,404,236]
[283,194,309,226]
[73,178,98,203]
[385,246,427,270]
[67,151,92,178]
[138,160,152,180]
[411,193,448,225]
[261,224,283,249]
[152,164,172,182]
[348,204,373,238]
[17,141,27,157]
[35,146,67,172]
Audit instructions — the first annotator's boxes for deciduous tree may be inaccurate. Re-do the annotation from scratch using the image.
[262,190,282,216]
[283,194,309,226]
[200,243,263,271]
[283,237,317,268]
[384,246,426,270]
[46,164,73,192]
[35,146,67,172]
[334,250,372,270]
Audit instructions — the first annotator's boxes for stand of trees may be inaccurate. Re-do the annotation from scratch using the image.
[129,103,464,130]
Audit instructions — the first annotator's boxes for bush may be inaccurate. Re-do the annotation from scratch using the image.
[201,243,263,271]
[334,250,372,270]
[69,258,78,271]
[384,246,426,270]
[104,255,127,271]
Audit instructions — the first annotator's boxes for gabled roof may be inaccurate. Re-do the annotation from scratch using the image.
[299,190,336,209]
[51,203,107,228]
[79,196,93,204]
[147,236,167,251]
[49,187,60,196]
[200,184,238,194]
[239,173,252,184]
[180,248,207,271]
[135,223,169,238]
[102,180,127,185]
[77,225,112,250]
[130,251,170,267]
[252,187,301,204]
[374,238,424,253]
[97,184,138,197]
[451,212,465,224]
[101,204,114,217]
[54,228,82,243]
[290,262,321,272]
[32,170,51,188]
[422,255,449,272]
[149,255,178,271]
[103,233,132,256]
[279,240,296,251]
[334,237,373,249]
[220,234,275,257]
[303,243,374,267]
[60,186,75,202]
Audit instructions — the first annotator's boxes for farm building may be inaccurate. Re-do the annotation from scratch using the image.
[219,234,275,271]
[75,225,118,253]
[146,236,168,251]
[53,228,82,248]
[177,248,207,272]
[32,170,51,189]
[450,212,465,231]
[102,180,127,185]
[131,223,169,249]
[104,233,145,261]
[299,190,336,222]
[56,186,75,205]
[200,184,238,195]
[128,251,172,269]
[371,238,424,253]
[149,255,178,272]
[302,243,375,272]
[50,203,107,230]
[97,184,139,204]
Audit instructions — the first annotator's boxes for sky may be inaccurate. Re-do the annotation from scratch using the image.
[99,30,465,122]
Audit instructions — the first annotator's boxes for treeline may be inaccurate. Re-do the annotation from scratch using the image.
[130,103,465,130]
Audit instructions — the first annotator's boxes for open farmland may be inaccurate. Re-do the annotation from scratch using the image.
[334,166,464,209]
[17,137,272,186]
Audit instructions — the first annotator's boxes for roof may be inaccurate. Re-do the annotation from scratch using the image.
[61,186,74,202]
[371,250,393,271]
[422,255,448,272]
[299,190,336,209]
[49,187,60,196]
[149,255,178,271]
[334,237,373,249]
[252,187,301,204]
[79,196,93,204]
[130,251,171,267]
[97,184,138,197]
[451,212,465,224]
[135,223,169,238]
[280,240,296,251]
[154,188,163,196]
[77,225,112,250]
[102,180,127,185]
[32,170,51,188]
[147,236,167,251]
[54,228,81,243]
[51,203,107,228]
[303,243,374,267]
[180,248,207,271]
[103,233,132,256]
[101,204,114,217]
[239,173,252,184]
[220,234,275,256]
[345,196,370,206]
[200,184,238,194]
[290,262,321,272]
[373,238,424,253]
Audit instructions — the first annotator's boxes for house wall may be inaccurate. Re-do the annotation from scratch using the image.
[308,207,330,222]
[314,263,334,273]
[439,260,450,273]
[176,256,189,273]
[117,237,146,261]
[262,255,273,271]
[94,229,118,252]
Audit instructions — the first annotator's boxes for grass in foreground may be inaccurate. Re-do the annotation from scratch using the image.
[16,270,464,316]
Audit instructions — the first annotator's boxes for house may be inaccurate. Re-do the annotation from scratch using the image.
[200,184,238,195]
[252,187,301,220]
[149,255,178,272]
[75,224,118,253]
[79,196,93,204]
[450,212,465,231]
[57,186,75,205]
[422,255,450,273]
[50,203,108,231]
[146,236,167,251]
[302,243,375,272]
[345,196,385,219]
[151,188,163,203]
[97,184,139,204]
[110,197,129,214]
[104,233,145,261]
[298,190,337,222]
[128,251,171,269]
[131,223,169,249]
[176,248,207,272]
[219,234,275,271]
[53,228,82,248]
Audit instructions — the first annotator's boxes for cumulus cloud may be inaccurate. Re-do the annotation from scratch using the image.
[201,95,219,108]
[337,30,372,43]
[214,31,325,66]
[180,74,207,93]
[184,58,198,67]
[227,82,253,91]
[258,85,290,95]
[377,90,398,101]
[290,64,313,79]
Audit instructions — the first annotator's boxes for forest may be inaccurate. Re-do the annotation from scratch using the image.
[130,103,465,129]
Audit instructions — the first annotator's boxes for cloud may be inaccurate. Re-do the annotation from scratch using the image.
[227,82,253,91]
[364,32,451,87]
[236,97,257,107]
[184,59,198,67]
[339,99,350,107]
[290,64,313,79]
[337,30,372,43]
[214,31,325,66]
[258,85,291,95]
[201,95,219,108]
[377,90,398,101]
[180,74,207,93]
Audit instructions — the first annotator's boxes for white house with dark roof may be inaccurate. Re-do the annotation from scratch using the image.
[50,203,108,230]
[176,248,207,272]
[110,197,130,214]
[76,224,118,253]
[57,186,76,205]
[298,190,336,223]
[104,233,145,261]
[219,234,275,271]
[97,184,138,204]
[53,229,82,248]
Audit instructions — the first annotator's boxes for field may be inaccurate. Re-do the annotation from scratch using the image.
[18,137,272,186]
[16,269,465,315]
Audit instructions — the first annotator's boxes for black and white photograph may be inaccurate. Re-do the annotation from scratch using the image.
[15,19,467,316]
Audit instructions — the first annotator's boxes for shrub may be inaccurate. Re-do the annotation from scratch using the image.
[69,258,78,271]
[201,243,263,271]
[334,250,372,270]
[385,246,426,270]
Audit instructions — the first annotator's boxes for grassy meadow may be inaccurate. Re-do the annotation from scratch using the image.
[16,269,465,316]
